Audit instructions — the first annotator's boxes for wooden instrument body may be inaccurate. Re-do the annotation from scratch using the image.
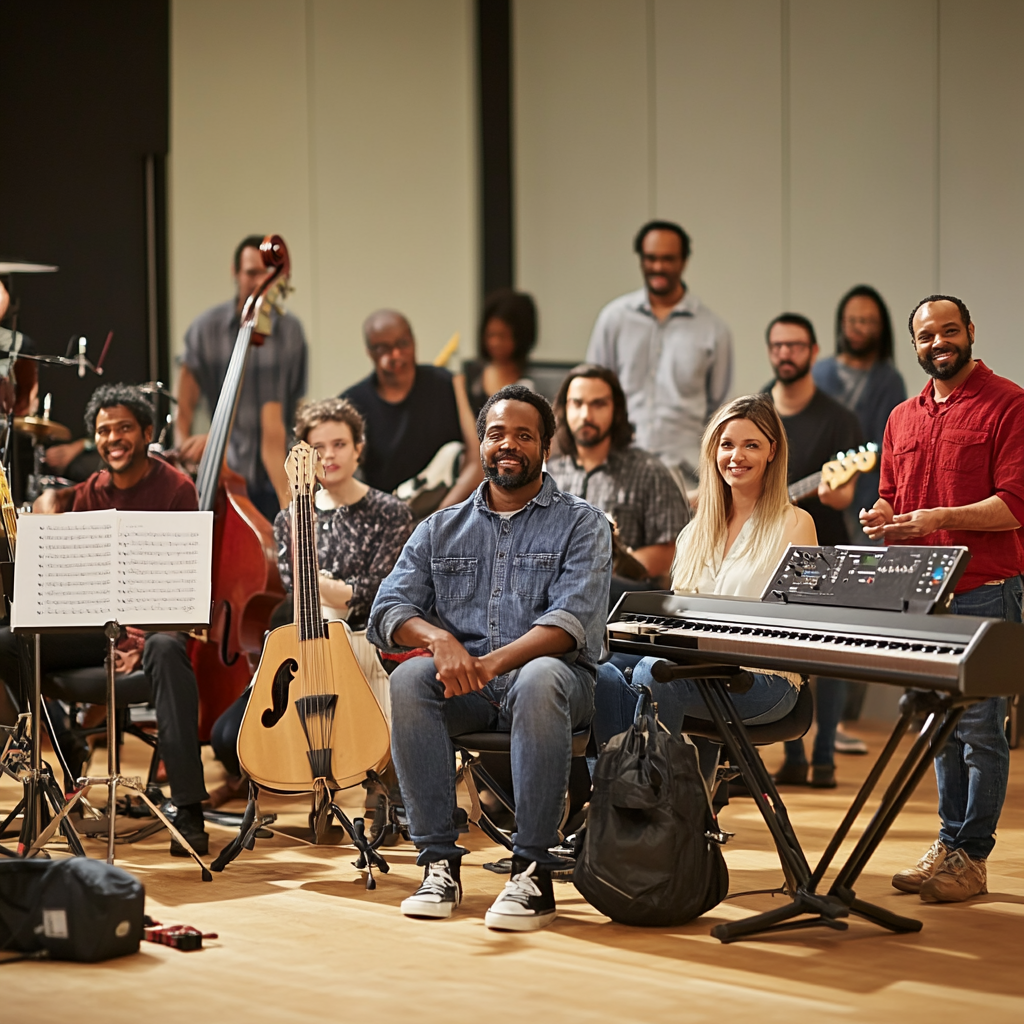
[237,619,390,793]
[190,235,292,741]
[189,464,285,740]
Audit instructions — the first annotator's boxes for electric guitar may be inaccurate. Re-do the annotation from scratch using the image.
[788,444,878,503]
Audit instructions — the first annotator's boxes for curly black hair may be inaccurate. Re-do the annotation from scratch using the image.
[84,383,154,437]
[477,289,538,368]
[476,384,556,449]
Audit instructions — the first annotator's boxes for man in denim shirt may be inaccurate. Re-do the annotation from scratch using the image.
[367,385,611,931]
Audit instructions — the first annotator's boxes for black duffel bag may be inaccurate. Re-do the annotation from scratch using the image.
[0,857,145,962]
[574,689,728,926]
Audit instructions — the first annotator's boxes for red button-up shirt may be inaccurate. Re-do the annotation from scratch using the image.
[878,360,1024,593]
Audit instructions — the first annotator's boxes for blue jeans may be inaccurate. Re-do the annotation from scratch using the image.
[936,575,1020,860]
[595,657,800,741]
[389,656,595,868]
[782,676,847,767]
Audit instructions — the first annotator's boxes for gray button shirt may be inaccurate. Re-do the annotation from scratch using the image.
[367,474,612,675]
[586,288,732,473]
[546,446,689,551]
[182,299,307,490]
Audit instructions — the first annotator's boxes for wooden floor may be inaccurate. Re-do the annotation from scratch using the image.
[3,720,1022,1024]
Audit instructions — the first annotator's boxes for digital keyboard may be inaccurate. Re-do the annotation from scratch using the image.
[607,591,1024,698]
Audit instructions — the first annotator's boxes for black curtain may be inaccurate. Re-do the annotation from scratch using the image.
[0,1,169,452]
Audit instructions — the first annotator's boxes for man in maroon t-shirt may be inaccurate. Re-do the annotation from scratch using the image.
[5,384,211,856]
[861,296,1024,903]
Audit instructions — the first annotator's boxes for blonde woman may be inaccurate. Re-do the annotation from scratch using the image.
[594,393,817,744]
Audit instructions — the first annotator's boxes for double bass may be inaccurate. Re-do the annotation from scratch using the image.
[236,441,389,799]
[189,235,290,740]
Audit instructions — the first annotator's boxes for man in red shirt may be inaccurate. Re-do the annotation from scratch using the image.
[1,384,210,855]
[860,295,1024,902]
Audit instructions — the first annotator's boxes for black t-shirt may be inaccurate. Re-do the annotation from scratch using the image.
[342,365,464,494]
[764,387,864,545]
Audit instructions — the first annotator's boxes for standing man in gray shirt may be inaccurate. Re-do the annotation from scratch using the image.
[586,220,732,493]
[175,234,308,523]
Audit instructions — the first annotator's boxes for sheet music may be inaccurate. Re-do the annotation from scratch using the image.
[11,510,213,629]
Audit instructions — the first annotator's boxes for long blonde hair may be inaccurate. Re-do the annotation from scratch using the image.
[672,394,791,592]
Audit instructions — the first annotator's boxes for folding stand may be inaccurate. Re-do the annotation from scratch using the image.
[651,661,971,942]
[210,770,398,889]
[28,623,212,881]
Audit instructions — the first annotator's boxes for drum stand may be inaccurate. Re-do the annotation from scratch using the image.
[0,634,86,858]
[30,623,213,881]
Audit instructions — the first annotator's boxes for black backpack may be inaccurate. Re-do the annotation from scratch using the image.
[0,858,144,962]
[573,690,729,926]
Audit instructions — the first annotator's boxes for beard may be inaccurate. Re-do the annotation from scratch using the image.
[918,343,972,381]
[572,421,610,449]
[773,360,812,384]
[482,452,542,490]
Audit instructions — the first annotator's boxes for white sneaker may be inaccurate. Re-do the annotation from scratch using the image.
[400,859,462,919]
[484,858,556,932]
[834,728,868,755]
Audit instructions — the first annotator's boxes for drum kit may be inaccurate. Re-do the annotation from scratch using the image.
[0,257,176,504]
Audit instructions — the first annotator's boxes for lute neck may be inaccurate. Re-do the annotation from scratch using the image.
[293,490,325,642]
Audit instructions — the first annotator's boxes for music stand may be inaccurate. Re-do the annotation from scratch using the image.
[10,508,215,881]
[30,622,212,881]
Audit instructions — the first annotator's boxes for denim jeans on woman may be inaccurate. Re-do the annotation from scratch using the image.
[935,575,1020,860]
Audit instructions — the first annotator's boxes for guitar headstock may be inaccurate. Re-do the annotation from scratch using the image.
[285,441,321,502]
[820,443,878,489]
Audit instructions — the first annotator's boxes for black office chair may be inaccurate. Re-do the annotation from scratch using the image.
[452,726,593,855]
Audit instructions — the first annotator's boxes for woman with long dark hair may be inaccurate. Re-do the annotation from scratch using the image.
[463,289,538,416]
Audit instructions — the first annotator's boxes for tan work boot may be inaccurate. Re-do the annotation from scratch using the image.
[892,839,948,893]
[919,849,988,903]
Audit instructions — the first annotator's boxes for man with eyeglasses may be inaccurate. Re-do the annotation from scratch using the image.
[763,313,863,790]
[586,220,732,495]
[341,309,482,515]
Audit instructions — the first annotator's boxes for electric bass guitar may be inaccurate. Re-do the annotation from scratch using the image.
[788,444,878,503]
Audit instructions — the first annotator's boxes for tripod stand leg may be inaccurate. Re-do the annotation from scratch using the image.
[329,803,389,890]
[124,781,212,881]
[210,784,274,872]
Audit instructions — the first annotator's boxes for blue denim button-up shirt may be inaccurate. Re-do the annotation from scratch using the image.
[367,474,612,674]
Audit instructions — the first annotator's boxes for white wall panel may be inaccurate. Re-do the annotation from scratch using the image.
[938,0,1024,387]
[306,0,475,393]
[654,0,784,398]
[788,0,937,390]
[514,0,650,360]
[170,0,475,408]
[170,0,313,379]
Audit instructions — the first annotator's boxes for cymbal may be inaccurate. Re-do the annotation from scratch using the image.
[0,261,58,274]
[14,416,71,442]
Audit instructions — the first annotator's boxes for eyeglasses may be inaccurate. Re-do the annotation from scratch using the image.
[767,341,812,353]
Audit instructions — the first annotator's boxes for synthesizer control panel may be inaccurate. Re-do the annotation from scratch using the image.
[761,545,970,614]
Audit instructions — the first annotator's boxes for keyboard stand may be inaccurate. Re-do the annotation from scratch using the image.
[655,665,974,942]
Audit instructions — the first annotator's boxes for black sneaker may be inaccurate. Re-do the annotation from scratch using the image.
[484,856,556,932]
[169,803,209,857]
[400,859,462,919]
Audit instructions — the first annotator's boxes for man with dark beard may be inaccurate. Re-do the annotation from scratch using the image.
[368,385,611,931]
[861,295,1023,903]
[548,364,688,599]
[814,285,906,538]
[764,314,863,545]
[763,314,864,789]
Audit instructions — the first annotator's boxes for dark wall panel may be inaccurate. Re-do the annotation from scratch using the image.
[0,0,169,440]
